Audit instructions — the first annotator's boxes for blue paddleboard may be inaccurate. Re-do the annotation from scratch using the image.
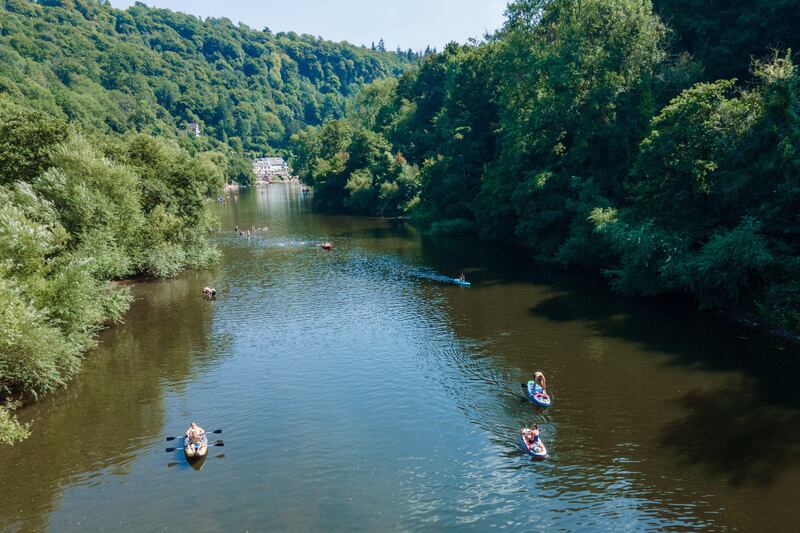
[526,380,551,407]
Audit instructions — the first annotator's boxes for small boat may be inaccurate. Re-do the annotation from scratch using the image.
[520,430,548,459]
[321,242,333,250]
[184,435,208,461]
[453,278,471,287]
[526,380,551,407]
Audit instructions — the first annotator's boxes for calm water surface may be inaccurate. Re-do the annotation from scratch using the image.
[3,183,800,531]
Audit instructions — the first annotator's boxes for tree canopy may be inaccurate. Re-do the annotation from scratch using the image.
[0,0,414,155]
[291,0,800,336]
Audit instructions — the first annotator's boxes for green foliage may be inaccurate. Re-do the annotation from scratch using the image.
[294,0,800,336]
[227,155,256,187]
[653,0,800,82]
[488,0,667,253]
[670,218,773,308]
[0,98,67,184]
[0,0,413,154]
[0,100,229,443]
[0,401,29,445]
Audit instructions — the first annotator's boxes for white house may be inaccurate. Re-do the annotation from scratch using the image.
[186,122,201,136]
[253,157,290,179]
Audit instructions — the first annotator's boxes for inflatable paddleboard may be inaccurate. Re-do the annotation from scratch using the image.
[526,380,551,407]
[520,430,547,459]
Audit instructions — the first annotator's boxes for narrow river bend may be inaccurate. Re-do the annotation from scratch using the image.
[3,183,800,531]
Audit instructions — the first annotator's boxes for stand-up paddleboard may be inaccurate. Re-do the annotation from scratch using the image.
[526,380,551,407]
[453,278,471,287]
[520,430,547,459]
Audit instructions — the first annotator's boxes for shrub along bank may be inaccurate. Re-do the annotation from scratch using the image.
[0,99,224,443]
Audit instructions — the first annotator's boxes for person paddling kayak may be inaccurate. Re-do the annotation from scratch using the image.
[184,422,207,457]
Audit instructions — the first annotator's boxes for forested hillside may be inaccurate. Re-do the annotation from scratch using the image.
[291,0,800,337]
[0,0,412,156]
[0,0,411,442]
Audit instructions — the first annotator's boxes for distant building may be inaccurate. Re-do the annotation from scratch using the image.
[186,122,201,136]
[253,157,290,179]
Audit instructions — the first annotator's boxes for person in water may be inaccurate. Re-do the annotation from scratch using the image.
[533,371,547,395]
[521,424,541,450]
[185,422,207,452]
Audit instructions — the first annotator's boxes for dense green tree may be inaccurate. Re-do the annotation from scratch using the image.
[653,0,800,82]
[0,100,67,184]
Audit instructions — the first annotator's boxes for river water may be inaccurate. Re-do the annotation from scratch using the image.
[2,183,800,531]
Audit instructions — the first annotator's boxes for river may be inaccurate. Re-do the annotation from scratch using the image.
[2,182,800,531]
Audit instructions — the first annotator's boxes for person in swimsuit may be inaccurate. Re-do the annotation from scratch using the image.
[533,371,547,395]
[185,422,207,452]
[521,424,541,450]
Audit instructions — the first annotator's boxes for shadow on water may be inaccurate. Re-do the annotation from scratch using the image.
[407,224,800,490]
[662,381,800,486]
[528,288,800,397]
[527,282,800,486]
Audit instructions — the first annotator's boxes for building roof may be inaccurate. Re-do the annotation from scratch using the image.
[254,157,286,165]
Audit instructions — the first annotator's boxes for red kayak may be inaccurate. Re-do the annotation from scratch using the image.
[321,242,333,250]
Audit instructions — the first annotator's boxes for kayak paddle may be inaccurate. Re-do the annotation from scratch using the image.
[166,429,222,441]
[165,440,225,453]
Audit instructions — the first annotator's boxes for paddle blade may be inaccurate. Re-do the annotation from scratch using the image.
[211,429,222,434]
[521,383,528,390]
[165,447,179,453]
[213,441,224,447]
[166,436,179,441]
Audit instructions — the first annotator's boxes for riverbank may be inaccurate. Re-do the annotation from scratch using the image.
[0,102,228,445]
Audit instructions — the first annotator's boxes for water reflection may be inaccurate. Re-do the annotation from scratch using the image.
[0,274,221,531]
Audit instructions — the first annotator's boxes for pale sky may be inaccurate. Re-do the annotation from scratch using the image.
[110,0,508,51]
